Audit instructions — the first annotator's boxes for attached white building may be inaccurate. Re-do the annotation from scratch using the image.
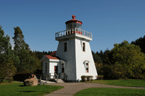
[41,15,98,82]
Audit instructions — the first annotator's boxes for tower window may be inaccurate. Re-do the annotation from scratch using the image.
[64,42,67,52]
[83,43,85,52]
[86,63,89,73]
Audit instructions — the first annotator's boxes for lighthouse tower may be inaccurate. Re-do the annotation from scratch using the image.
[55,15,98,81]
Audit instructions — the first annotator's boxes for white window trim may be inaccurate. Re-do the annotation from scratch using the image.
[83,60,89,73]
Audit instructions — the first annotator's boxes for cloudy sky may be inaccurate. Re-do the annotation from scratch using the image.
[0,0,145,52]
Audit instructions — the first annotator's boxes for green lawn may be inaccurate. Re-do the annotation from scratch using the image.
[83,79,145,87]
[74,88,145,96]
[0,81,63,96]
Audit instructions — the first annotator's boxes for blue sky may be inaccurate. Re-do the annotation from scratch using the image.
[0,0,145,52]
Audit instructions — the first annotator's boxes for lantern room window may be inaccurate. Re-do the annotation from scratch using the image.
[64,42,67,52]
[83,43,85,52]
[66,23,82,31]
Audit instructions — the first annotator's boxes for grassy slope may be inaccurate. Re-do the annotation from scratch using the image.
[0,82,63,96]
[83,79,145,87]
[74,88,145,96]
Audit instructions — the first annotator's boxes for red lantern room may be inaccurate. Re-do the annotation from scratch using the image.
[65,15,82,31]
[55,15,92,41]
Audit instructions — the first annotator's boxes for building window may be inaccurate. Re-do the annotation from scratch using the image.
[64,42,67,52]
[45,63,47,73]
[62,63,64,73]
[83,43,85,52]
[84,60,89,73]
[86,63,89,73]
[54,66,58,75]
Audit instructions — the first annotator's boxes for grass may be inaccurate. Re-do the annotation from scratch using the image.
[82,79,145,87]
[74,88,145,96]
[0,81,63,96]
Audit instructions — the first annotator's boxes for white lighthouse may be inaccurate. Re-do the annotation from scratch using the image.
[41,15,98,82]
[55,15,98,81]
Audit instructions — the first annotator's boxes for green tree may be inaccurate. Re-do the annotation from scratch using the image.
[0,26,11,54]
[0,26,19,82]
[13,27,41,74]
[29,51,41,74]
[131,35,145,54]
[92,51,102,63]
[111,40,145,79]
[13,27,30,51]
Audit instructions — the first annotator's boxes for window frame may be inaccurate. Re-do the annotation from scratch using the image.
[64,42,67,52]
[83,42,85,52]
[84,60,89,73]
[62,63,64,73]
[86,63,89,73]
[45,63,47,73]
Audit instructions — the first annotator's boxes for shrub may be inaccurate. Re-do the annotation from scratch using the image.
[97,75,104,80]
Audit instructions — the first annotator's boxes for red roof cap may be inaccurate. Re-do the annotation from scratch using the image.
[65,15,82,24]
[45,55,59,60]
[72,15,76,20]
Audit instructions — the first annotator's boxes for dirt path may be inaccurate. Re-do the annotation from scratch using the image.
[44,82,145,96]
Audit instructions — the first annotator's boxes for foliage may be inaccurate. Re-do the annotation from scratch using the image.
[0,82,63,96]
[111,40,145,79]
[13,27,30,51]
[131,35,145,54]
[102,64,117,79]
[0,26,18,83]
[74,88,145,96]
[34,50,53,60]
[95,63,103,75]
[97,75,104,80]
[12,27,41,74]
[92,51,102,63]
[96,40,145,79]
[0,26,11,54]
[29,51,42,74]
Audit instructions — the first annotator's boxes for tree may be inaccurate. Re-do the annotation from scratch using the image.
[0,26,11,54]
[13,27,41,74]
[110,40,145,79]
[131,35,145,54]
[13,27,30,52]
[29,51,41,74]
[92,51,102,64]
[0,26,19,82]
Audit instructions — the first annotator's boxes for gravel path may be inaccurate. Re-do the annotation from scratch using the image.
[44,82,145,96]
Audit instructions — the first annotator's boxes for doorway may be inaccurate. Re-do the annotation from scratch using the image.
[62,63,64,73]
[54,66,58,75]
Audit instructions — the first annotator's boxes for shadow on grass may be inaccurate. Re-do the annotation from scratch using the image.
[19,85,26,87]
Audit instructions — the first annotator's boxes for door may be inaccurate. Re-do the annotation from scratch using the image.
[62,63,64,73]
[54,66,58,75]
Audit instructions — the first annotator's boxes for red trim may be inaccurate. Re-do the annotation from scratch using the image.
[72,15,76,19]
[51,51,56,56]
[65,15,82,24]
[75,31,82,35]
[45,55,59,60]
[65,20,82,24]
[65,31,82,35]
